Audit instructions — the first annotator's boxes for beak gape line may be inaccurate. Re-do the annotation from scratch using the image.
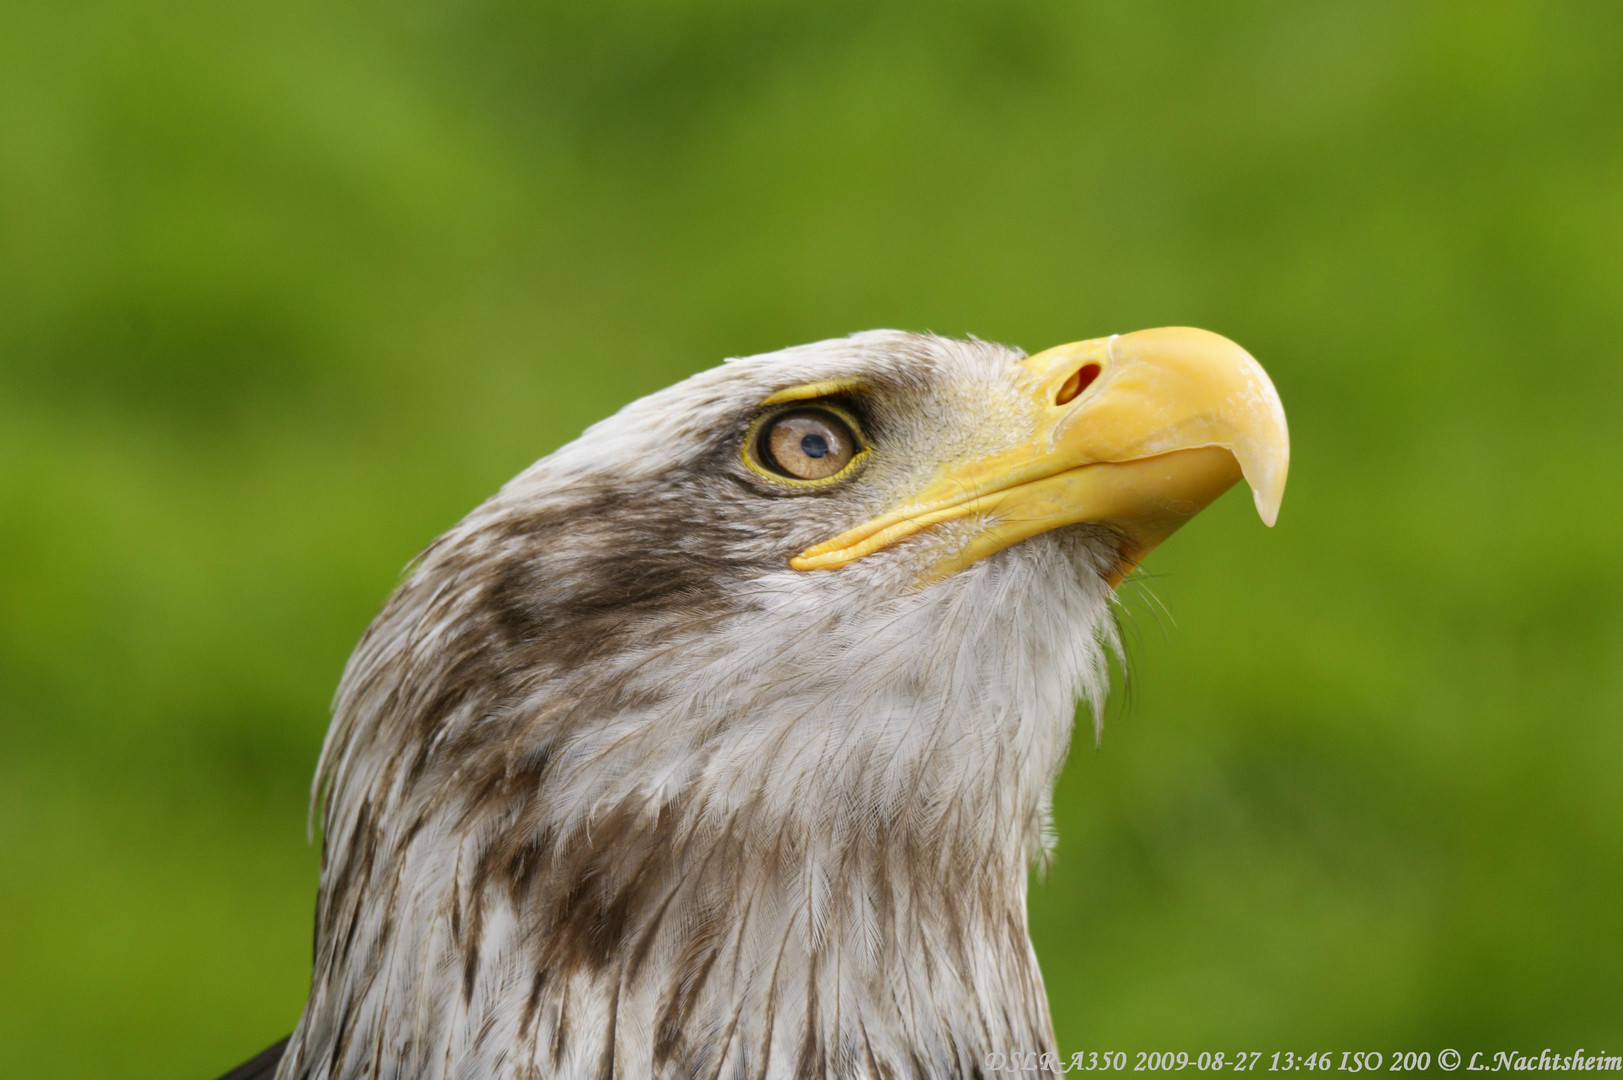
[792,327,1291,585]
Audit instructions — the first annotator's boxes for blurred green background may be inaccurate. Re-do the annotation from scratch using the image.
[2,0,1620,1075]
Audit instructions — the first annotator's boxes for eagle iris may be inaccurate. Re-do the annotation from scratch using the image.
[757,408,858,481]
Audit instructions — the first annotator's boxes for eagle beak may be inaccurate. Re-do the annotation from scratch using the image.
[791,327,1290,585]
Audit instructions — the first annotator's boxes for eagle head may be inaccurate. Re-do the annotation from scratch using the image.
[277,328,1288,1080]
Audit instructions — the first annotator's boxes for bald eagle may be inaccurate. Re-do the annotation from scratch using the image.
[222,328,1288,1080]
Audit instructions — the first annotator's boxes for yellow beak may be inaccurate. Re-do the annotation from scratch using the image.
[790,327,1290,585]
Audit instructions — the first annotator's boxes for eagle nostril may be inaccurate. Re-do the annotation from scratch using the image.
[1055,363,1101,406]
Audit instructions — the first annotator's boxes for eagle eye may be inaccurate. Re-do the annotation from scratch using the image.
[750,407,861,482]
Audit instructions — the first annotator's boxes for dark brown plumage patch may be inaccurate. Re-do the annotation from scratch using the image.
[486,495,762,669]
[213,1036,288,1080]
[519,966,549,1035]
[794,950,824,1080]
[649,911,725,1069]
[536,798,685,978]
[461,877,486,1003]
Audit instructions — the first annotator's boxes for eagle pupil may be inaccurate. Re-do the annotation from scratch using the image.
[801,433,830,459]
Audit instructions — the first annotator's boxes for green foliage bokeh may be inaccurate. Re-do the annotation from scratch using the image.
[2,1,1619,1075]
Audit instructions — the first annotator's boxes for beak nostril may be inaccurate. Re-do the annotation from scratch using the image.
[1055,363,1101,406]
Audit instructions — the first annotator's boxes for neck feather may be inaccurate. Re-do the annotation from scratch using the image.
[279,526,1115,1080]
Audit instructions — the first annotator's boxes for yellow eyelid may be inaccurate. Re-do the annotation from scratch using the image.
[741,401,871,487]
[760,378,868,406]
